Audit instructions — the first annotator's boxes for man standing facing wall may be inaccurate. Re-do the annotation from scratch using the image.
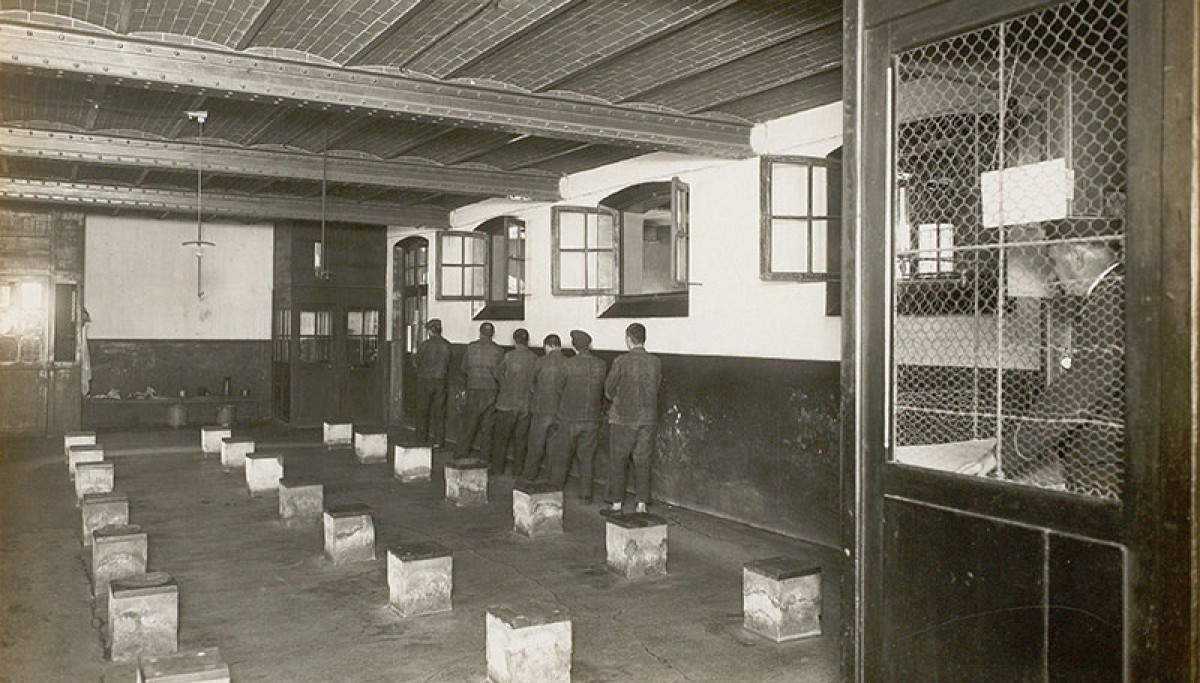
[549,330,606,501]
[605,323,662,513]
[456,322,504,462]
[491,328,536,476]
[412,318,451,447]
[522,334,566,482]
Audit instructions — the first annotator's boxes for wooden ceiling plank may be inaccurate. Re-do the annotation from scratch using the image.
[0,22,751,158]
[0,126,561,200]
[0,178,450,226]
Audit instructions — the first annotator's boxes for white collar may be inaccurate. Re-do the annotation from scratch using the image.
[1085,262,1120,298]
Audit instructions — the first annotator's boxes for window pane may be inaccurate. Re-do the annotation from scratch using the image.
[771,163,810,216]
[811,165,829,216]
[560,252,586,290]
[300,311,316,336]
[810,219,829,275]
[559,211,585,249]
[593,252,614,290]
[470,235,487,265]
[468,265,486,298]
[347,311,363,336]
[770,218,810,273]
[442,234,463,263]
[595,213,614,248]
[442,267,463,297]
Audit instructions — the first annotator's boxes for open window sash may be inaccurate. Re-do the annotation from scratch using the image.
[552,206,619,296]
[671,177,690,287]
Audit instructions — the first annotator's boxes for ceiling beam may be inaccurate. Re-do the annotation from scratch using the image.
[0,127,562,200]
[0,178,450,226]
[235,0,286,51]
[0,22,752,158]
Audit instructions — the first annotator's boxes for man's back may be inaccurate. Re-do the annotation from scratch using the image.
[606,347,661,426]
[496,345,537,411]
[557,352,607,423]
[464,338,504,390]
[531,350,568,416]
[414,334,451,379]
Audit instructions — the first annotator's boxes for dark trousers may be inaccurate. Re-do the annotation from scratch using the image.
[606,424,656,505]
[549,421,599,499]
[490,409,531,475]
[456,389,497,461]
[521,413,557,481]
[413,377,447,444]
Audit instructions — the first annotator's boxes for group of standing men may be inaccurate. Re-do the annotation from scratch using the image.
[412,320,661,513]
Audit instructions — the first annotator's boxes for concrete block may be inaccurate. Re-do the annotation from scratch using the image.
[324,422,352,447]
[743,557,822,642]
[75,461,115,505]
[445,458,488,507]
[137,648,230,682]
[82,493,129,547]
[200,426,231,456]
[68,444,105,480]
[244,452,283,496]
[605,513,668,579]
[279,477,323,526]
[108,572,178,663]
[394,445,432,482]
[512,481,563,538]
[64,430,96,459]
[219,437,254,470]
[387,542,452,617]
[92,524,147,597]
[323,504,375,565]
[354,428,388,464]
[486,603,572,683]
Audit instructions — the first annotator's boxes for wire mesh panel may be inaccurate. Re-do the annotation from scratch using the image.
[890,0,1127,501]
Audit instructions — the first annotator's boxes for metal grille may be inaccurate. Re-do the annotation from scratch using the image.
[890,0,1127,501]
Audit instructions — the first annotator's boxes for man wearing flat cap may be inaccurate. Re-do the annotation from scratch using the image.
[549,329,607,501]
[412,318,451,447]
[456,322,505,462]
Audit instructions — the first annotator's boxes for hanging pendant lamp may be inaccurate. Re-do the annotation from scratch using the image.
[181,110,214,299]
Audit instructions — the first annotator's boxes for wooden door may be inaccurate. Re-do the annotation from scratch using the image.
[390,237,427,425]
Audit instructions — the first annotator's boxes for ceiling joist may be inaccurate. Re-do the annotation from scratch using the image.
[0,178,449,226]
[0,22,754,158]
[0,127,562,200]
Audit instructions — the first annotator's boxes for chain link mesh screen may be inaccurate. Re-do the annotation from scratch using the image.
[890,0,1127,501]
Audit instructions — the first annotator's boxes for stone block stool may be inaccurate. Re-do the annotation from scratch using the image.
[76,461,115,505]
[279,477,323,526]
[64,430,96,459]
[605,512,668,579]
[200,426,231,456]
[512,481,563,538]
[68,444,105,480]
[354,428,388,464]
[387,542,452,617]
[323,504,375,565]
[445,458,488,507]
[220,437,254,470]
[82,493,129,547]
[323,422,352,447]
[107,572,178,662]
[394,445,432,482]
[486,603,572,683]
[244,452,283,495]
[742,557,822,642]
[92,524,148,597]
[138,648,230,682]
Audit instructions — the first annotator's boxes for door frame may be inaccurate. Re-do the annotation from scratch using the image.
[389,235,428,426]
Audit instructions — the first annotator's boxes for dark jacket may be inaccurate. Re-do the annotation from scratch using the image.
[605,347,662,426]
[462,337,504,391]
[555,351,607,424]
[413,333,451,380]
[496,345,537,412]
[530,350,568,416]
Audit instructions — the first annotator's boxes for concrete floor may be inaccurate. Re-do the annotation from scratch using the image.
[0,425,842,682]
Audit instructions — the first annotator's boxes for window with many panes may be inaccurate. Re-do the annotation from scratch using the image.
[346,308,380,368]
[436,231,486,301]
[273,308,291,362]
[475,216,525,320]
[761,156,841,282]
[551,207,617,295]
[298,309,331,364]
[401,240,428,354]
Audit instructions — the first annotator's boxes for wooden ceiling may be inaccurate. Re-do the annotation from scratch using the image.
[0,0,843,226]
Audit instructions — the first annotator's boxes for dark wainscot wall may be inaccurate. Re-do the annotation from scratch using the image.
[85,339,270,428]
[435,345,842,548]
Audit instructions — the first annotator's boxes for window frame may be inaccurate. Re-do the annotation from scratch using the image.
[551,206,619,296]
[760,155,842,282]
[345,307,381,369]
[297,308,332,365]
[474,216,526,320]
[435,230,486,302]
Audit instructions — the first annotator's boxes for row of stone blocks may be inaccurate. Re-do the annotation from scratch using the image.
[322,421,389,464]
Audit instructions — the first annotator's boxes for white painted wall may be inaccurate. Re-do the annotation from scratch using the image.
[85,216,274,340]
[387,102,844,362]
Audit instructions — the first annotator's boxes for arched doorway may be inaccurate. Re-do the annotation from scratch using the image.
[390,236,428,425]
